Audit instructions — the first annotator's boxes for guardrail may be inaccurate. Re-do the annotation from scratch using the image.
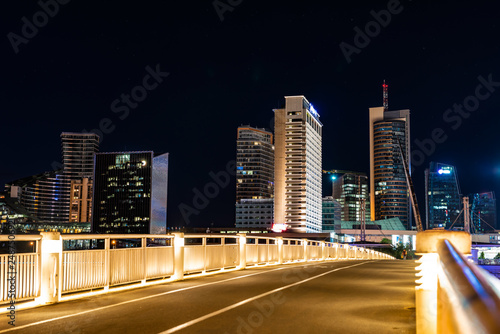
[415,231,500,334]
[0,232,392,308]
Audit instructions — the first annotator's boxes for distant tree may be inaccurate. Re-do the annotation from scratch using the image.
[479,251,485,260]
[494,253,500,260]
[391,242,415,260]
[380,238,391,244]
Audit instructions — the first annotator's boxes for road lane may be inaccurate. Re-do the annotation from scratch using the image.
[0,260,415,334]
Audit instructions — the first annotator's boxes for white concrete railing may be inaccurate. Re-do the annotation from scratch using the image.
[0,232,393,308]
[415,230,500,334]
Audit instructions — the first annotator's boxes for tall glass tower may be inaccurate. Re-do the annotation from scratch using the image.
[274,96,322,233]
[470,192,497,232]
[235,125,274,228]
[369,107,411,229]
[235,126,274,202]
[92,151,168,234]
[331,173,370,222]
[425,162,461,230]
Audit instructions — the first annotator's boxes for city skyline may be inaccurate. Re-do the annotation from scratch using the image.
[1,1,500,228]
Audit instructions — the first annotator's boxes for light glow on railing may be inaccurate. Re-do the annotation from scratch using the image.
[41,240,62,253]
[415,254,438,290]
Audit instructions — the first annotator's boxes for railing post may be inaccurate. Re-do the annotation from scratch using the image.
[36,232,62,305]
[222,237,226,269]
[141,237,147,284]
[238,234,246,269]
[172,233,184,280]
[321,241,326,261]
[203,236,207,274]
[104,238,110,291]
[303,239,308,262]
[277,237,283,264]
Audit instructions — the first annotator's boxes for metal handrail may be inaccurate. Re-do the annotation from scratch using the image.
[438,239,500,334]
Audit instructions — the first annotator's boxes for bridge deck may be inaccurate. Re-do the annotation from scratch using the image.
[0,260,416,334]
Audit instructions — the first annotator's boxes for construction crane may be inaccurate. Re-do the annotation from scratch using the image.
[397,140,424,232]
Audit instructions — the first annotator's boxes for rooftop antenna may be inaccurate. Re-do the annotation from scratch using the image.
[383,80,388,111]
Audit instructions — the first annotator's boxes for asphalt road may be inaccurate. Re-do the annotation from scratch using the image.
[0,260,416,334]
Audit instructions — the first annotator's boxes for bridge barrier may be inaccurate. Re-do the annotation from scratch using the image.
[0,232,393,309]
[415,230,500,334]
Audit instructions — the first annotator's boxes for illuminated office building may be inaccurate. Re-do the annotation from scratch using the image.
[322,196,341,232]
[236,126,274,202]
[331,173,370,222]
[62,132,100,222]
[274,96,322,233]
[369,107,411,229]
[470,192,497,232]
[235,125,274,228]
[425,162,461,229]
[92,151,168,234]
[61,132,100,179]
[6,132,100,224]
[235,199,274,228]
[69,178,93,223]
[6,171,69,223]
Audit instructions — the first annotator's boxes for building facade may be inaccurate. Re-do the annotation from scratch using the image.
[322,196,341,232]
[470,192,497,232]
[92,151,168,234]
[69,178,93,223]
[274,96,322,233]
[235,199,274,228]
[6,171,70,223]
[235,125,274,228]
[151,153,169,234]
[236,126,274,202]
[369,107,411,229]
[331,173,370,222]
[425,162,461,230]
[62,132,100,223]
[61,132,100,179]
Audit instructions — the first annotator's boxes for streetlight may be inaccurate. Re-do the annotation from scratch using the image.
[331,175,337,198]
[111,240,116,249]
[30,241,34,253]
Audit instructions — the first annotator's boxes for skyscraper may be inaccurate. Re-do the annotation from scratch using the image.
[236,126,274,202]
[470,192,497,232]
[92,151,168,234]
[6,132,100,224]
[331,172,370,222]
[235,125,274,228]
[425,162,461,229]
[369,107,411,229]
[61,132,100,179]
[61,132,100,223]
[274,96,322,233]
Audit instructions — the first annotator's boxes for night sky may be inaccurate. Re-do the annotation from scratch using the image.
[1,1,499,229]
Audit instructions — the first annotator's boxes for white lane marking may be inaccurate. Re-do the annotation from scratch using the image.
[0,261,328,333]
[158,261,373,334]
